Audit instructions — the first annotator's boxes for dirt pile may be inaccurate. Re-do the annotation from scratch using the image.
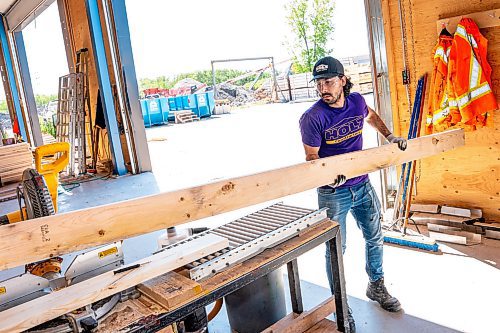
[215,82,271,107]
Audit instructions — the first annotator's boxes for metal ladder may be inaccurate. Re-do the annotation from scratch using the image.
[75,48,96,171]
[56,73,86,177]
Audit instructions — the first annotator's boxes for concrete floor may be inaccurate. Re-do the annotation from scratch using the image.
[1,98,499,332]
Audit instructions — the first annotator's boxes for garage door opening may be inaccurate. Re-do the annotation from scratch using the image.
[21,2,69,144]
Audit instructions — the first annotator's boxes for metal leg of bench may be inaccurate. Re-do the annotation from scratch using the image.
[328,229,349,333]
[287,258,303,314]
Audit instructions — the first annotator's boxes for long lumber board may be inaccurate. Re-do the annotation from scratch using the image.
[0,233,228,333]
[0,129,465,270]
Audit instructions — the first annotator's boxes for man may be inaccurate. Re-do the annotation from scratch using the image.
[299,56,406,332]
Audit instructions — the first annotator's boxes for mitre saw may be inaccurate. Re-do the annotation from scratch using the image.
[0,142,126,332]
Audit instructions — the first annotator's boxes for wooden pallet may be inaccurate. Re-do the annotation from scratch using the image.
[173,111,200,124]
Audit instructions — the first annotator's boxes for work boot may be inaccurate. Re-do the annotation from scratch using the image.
[366,278,402,312]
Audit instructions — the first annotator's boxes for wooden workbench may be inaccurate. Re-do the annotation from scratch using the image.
[97,219,349,333]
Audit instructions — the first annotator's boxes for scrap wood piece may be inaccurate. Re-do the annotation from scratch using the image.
[137,272,203,310]
[411,212,482,224]
[429,230,481,246]
[0,234,228,333]
[410,203,440,214]
[473,222,500,231]
[485,230,500,240]
[0,129,465,270]
[427,223,462,233]
[94,297,161,333]
[441,206,473,218]
[413,214,483,234]
[262,297,336,333]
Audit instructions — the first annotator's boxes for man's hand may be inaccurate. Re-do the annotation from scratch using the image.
[386,134,407,151]
[328,174,347,189]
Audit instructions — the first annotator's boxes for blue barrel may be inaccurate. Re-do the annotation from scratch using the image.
[140,99,151,127]
[168,97,177,111]
[195,93,210,118]
[159,97,170,122]
[147,98,164,125]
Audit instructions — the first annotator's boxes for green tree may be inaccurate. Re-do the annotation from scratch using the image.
[0,100,8,114]
[285,0,335,73]
[35,94,58,109]
[138,69,258,93]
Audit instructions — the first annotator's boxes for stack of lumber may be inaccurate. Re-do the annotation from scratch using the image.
[409,204,492,245]
[0,182,19,202]
[0,143,33,186]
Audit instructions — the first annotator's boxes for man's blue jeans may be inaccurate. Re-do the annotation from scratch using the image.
[318,179,384,293]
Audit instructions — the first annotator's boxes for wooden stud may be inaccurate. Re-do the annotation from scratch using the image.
[436,8,500,35]
[0,129,465,270]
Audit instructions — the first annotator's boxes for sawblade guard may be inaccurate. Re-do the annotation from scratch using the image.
[21,168,55,220]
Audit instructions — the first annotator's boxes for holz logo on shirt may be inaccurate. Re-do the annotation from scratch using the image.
[325,116,363,144]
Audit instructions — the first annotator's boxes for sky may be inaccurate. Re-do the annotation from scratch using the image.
[10,0,369,97]
[125,0,369,78]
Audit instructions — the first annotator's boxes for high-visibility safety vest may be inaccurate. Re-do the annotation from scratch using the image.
[447,18,498,126]
[426,35,453,134]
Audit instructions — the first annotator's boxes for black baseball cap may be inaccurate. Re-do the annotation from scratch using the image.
[312,56,344,80]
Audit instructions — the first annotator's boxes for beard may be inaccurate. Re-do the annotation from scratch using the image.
[321,90,342,105]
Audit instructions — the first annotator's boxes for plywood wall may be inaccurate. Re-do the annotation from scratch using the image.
[382,0,500,221]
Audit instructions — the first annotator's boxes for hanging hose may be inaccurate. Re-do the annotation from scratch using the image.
[207,298,224,322]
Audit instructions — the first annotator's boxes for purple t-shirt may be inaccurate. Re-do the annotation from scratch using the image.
[299,92,369,188]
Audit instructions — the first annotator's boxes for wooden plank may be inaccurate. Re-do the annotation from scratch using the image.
[137,272,203,311]
[429,231,481,245]
[262,297,336,333]
[410,204,440,214]
[304,319,340,333]
[261,313,299,332]
[411,212,477,224]
[417,218,483,234]
[473,222,500,231]
[427,223,461,233]
[0,234,228,333]
[436,8,500,35]
[0,183,18,202]
[0,129,465,270]
[441,206,472,218]
[485,230,500,240]
[0,143,30,154]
